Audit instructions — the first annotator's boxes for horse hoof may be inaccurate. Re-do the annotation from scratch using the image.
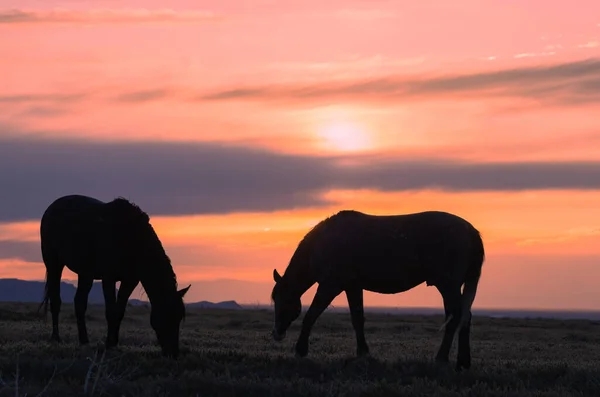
[295,349,308,359]
[434,357,450,367]
[105,340,118,349]
[435,353,449,362]
[357,349,370,358]
[456,361,471,371]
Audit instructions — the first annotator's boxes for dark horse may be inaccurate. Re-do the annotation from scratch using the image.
[39,195,191,358]
[271,210,485,370]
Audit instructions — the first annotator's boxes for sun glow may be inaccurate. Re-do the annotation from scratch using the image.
[318,120,373,152]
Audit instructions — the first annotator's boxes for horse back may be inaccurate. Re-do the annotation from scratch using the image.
[308,210,479,291]
[40,195,111,277]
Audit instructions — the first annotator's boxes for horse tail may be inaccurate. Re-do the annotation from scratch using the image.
[459,228,485,329]
[38,230,58,321]
[37,268,50,320]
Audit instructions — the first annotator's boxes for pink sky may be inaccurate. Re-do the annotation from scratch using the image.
[1,1,600,310]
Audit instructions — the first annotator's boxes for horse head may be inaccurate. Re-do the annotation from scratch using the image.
[150,284,191,358]
[271,269,302,341]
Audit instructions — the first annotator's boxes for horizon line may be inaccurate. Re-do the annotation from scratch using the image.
[2,278,600,313]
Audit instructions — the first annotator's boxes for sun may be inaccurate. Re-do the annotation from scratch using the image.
[318,121,372,152]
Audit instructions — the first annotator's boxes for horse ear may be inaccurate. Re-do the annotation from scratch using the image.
[273,269,282,283]
[178,284,191,298]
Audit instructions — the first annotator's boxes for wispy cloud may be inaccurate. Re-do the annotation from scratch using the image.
[0,93,86,104]
[513,51,556,58]
[265,55,426,77]
[578,41,600,49]
[0,8,220,24]
[518,227,600,246]
[5,59,600,110]
[112,89,174,103]
[17,105,70,118]
[196,58,600,106]
[334,9,396,20]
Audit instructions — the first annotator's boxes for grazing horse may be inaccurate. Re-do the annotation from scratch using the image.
[38,194,191,358]
[271,210,485,370]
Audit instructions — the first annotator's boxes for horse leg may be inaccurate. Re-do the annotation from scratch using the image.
[47,265,64,343]
[41,242,64,342]
[74,276,94,345]
[106,279,138,348]
[295,283,342,358]
[456,311,472,370]
[345,288,369,357]
[102,279,117,348]
[434,285,462,365]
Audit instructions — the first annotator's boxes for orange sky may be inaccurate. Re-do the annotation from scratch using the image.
[1,1,600,310]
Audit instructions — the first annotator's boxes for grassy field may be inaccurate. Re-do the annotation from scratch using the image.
[0,303,599,396]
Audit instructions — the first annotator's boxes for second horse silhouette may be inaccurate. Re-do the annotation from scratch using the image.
[270,209,484,371]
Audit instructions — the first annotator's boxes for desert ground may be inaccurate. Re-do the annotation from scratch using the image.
[0,302,598,396]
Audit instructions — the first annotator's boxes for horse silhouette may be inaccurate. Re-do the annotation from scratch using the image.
[271,210,484,370]
[38,194,191,358]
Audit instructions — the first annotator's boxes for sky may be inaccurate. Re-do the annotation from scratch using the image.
[1,0,600,310]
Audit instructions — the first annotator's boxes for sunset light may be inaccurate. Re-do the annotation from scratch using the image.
[5,1,600,392]
[318,121,372,152]
[1,0,600,313]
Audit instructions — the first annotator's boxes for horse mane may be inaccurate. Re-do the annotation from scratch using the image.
[107,197,150,224]
[291,210,358,258]
[106,197,180,293]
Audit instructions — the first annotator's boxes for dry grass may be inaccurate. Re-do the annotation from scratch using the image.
[0,302,599,396]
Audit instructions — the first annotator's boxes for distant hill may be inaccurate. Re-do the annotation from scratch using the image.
[188,300,243,310]
[0,278,241,310]
[0,278,107,305]
[3,278,600,320]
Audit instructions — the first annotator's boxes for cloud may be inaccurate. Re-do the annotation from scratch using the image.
[338,160,600,192]
[0,94,86,104]
[197,58,600,106]
[513,51,556,58]
[6,58,600,110]
[0,8,219,24]
[17,105,70,118]
[113,89,174,103]
[517,227,600,246]
[578,41,600,49]
[0,132,335,222]
[1,128,600,222]
[0,240,41,263]
[265,55,426,77]
[334,9,396,20]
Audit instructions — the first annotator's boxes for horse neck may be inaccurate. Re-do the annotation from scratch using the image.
[283,258,315,298]
[282,231,319,298]
[138,259,178,303]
